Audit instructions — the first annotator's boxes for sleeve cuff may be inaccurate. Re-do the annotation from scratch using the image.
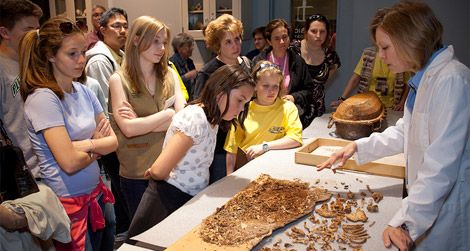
[354,138,370,165]
[388,204,419,241]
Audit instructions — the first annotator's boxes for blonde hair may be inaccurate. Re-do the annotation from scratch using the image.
[370,1,443,71]
[20,16,86,101]
[251,60,284,98]
[203,14,243,54]
[121,16,171,96]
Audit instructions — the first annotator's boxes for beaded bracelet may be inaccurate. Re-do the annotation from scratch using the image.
[89,139,95,159]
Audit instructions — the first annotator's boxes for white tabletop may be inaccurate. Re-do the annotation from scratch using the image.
[118,243,153,251]
[129,110,405,250]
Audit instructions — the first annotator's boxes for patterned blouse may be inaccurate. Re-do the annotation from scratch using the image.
[292,40,341,115]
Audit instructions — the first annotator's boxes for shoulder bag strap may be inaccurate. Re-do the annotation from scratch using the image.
[87,53,116,72]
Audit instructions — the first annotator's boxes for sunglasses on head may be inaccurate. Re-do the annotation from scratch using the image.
[307,14,328,22]
[59,22,79,34]
[259,63,280,71]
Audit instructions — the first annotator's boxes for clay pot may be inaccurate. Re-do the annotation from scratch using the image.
[328,92,386,140]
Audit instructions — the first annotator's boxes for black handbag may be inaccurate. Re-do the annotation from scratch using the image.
[0,119,39,203]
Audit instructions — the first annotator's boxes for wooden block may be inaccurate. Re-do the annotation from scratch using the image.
[295,138,405,179]
[235,147,248,171]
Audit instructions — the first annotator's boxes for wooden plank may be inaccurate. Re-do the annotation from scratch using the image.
[295,138,405,179]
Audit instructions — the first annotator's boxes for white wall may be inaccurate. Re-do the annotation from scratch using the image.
[109,0,181,31]
[91,0,109,8]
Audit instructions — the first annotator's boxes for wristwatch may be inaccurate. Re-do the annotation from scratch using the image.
[262,143,269,153]
[338,96,346,101]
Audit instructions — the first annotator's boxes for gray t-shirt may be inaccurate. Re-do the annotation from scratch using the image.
[0,55,39,177]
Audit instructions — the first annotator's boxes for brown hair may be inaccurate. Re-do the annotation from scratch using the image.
[0,0,42,43]
[303,14,330,48]
[192,64,255,131]
[370,1,443,71]
[252,26,266,38]
[20,16,86,101]
[203,14,243,54]
[121,16,171,96]
[251,60,284,98]
[265,19,290,41]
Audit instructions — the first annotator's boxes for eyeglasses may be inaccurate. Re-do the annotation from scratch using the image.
[109,22,128,30]
[307,14,328,22]
[59,22,79,34]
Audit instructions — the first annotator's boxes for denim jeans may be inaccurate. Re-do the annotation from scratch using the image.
[85,193,116,251]
[100,152,130,234]
[120,177,148,220]
[209,152,227,184]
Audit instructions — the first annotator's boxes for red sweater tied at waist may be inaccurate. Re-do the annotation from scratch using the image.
[59,178,115,232]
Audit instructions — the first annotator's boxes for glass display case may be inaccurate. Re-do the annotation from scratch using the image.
[182,0,241,39]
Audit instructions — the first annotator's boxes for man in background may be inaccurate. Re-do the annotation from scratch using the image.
[245,26,267,60]
[0,0,42,177]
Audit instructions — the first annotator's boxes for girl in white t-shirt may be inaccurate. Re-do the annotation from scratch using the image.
[127,64,255,237]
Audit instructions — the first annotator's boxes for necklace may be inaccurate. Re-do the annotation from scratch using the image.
[269,51,288,75]
[269,51,290,94]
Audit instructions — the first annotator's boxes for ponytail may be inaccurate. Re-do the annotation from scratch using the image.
[19,16,85,101]
[19,30,60,101]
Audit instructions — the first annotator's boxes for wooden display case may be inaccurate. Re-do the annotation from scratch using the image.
[295,138,405,179]
[49,0,96,32]
[182,0,241,39]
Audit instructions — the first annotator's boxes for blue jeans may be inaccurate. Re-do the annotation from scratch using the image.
[99,152,130,234]
[209,153,227,184]
[85,193,116,251]
[120,177,148,220]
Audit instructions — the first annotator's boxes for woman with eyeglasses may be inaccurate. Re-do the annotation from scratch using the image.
[191,14,252,184]
[318,2,470,250]
[85,5,106,49]
[19,17,118,250]
[294,14,341,116]
[253,19,321,128]
[224,60,302,173]
[107,16,186,220]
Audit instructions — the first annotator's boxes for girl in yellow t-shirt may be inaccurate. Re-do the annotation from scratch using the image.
[224,60,303,174]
